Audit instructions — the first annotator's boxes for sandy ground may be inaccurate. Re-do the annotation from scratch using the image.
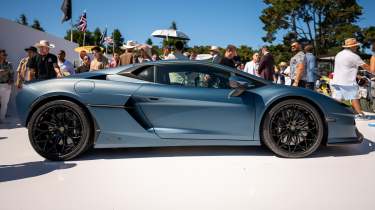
[0,114,374,210]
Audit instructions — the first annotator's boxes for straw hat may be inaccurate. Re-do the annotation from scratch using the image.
[342,38,361,48]
[34,40,55,48]
[121,40,138,50]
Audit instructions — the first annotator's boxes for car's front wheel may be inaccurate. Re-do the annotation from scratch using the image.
[28,100,92,160]
[262,99,324,158]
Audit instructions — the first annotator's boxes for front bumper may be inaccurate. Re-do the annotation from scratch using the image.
[326,128,364,145]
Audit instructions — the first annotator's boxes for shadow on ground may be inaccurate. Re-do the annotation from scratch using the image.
[0,161,76,182]
[0,117,23,130]
[76,138,375,161]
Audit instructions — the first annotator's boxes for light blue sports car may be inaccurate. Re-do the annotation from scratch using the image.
[16,61,363,160]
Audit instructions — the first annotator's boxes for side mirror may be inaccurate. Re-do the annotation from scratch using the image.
[228,76,252,98]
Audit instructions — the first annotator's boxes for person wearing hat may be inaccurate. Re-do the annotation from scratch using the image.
[90,46,109,71]
[27,40,62,80]
[120,40,138,65]
[331,38,375,120]
[210,46,222,64]
[16,46,37,88]
[0,49,13,123]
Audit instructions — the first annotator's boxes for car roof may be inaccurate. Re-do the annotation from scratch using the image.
[76,60,271,85]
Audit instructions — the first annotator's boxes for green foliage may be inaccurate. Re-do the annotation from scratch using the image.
[170,21,177,30]
[237,45,255,62]
[93,27,102,45]
[260,0,364,55]
[112,29,124,52]
[31,20,45,32]
[361,27,375,49]
[268,44,292,65]
[146,38,153,46]
[17,14,28,26]
[64,29,95,47]
[187,45,211,54]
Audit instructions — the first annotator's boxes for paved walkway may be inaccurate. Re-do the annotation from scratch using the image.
[0,115,374,210]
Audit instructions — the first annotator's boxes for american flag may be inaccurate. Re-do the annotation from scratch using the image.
[100,27,107,45]
[104,36,113,45]
[76,11,87,32]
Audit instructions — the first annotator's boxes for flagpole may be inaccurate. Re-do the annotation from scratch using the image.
[70,19,73,42]
[83,31,86,46]
[112,35,115,53]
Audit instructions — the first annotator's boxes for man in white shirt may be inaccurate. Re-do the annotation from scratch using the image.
[57,50,75,76]
[331,38,375,119]
[244,53,260,76]
[165,41,188,60]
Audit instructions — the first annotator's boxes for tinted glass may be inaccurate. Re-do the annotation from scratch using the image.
[132,65,155,82]
[157,64,230,89]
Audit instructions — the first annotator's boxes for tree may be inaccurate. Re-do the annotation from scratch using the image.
[237,45,255,62]
[361,26,375,50]
[170,21,177,30]
[112,29,124,53]
[93,27,102,45]
[146,38,153,46]
[64,29,94,46]
[31,20,45,32]
[17,14,28,26]
[260,0,363,55]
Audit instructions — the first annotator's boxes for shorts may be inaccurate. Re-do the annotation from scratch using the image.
[331,84,359,100]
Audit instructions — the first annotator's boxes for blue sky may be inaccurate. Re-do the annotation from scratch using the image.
[1,0,374,48]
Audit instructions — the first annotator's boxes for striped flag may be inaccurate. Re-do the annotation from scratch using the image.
[100,27,107,44]
[76,11,87,32]
[104,36,113,45]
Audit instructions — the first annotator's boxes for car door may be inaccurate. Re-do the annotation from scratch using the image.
[133,63,257,140]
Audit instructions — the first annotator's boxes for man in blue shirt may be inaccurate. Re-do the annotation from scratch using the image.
[304,44,316,90]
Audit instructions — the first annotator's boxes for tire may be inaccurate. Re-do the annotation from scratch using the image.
[28,100,92,160]
[261,99,324,158]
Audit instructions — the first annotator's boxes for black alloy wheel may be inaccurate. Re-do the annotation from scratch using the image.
[28,100,92,160]
[262,99,324,158]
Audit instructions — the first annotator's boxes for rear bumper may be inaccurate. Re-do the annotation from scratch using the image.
[326,128,364,146]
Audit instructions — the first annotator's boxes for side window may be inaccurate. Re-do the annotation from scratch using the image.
[157,64,230,89]
[132,66,155,82]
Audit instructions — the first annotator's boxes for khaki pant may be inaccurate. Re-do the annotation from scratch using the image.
[0,83,11,120]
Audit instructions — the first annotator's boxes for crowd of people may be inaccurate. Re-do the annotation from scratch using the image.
[0,38,374,123]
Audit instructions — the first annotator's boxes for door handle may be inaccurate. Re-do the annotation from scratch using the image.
[148,97,159,101]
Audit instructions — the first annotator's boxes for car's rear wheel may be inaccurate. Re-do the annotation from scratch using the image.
[28,100,92,160]
[262,99,324,158]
